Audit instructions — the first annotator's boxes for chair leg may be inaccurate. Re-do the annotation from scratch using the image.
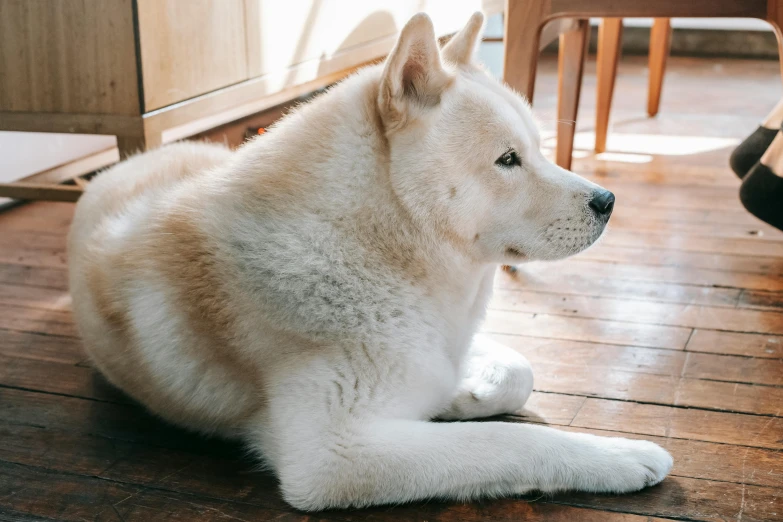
[503,0,547,103]
[594,18,623,154]
[556,19,589,170]
[768,6,783,89]
[647,18,672,117]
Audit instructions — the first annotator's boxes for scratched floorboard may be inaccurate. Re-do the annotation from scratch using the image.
[1,55,782,521]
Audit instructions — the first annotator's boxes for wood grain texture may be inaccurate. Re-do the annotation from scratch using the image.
[572,399,783,449]
[490,289,783,333]
[0,303,76,337]
[686,329,783,358]
[0,330,82,365]
[740,289,783,311]
[496,265,742,307]
[561,426,783,489]
[482,310,693,349]
[0,0,140,115]
[530,362,783,415]
[0,183,82,203]
[0,264,67,291]
[595,18,623,153]
[136,0,249,111]
[503,0,547,102]
[555,19,589,169]
[647,18,672,117]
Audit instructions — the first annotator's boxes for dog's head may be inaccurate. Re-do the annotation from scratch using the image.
[378,12,614,263]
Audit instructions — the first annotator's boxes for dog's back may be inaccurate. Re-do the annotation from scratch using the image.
[67,12,672,510]
[68,142,260,434]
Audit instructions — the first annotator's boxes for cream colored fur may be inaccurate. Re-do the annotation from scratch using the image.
[68,13,672,510]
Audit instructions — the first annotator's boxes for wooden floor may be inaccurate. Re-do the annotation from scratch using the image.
[2,55,783,521]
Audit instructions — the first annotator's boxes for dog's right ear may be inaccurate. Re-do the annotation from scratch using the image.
[441,12,485,66]
[378,13,452,132]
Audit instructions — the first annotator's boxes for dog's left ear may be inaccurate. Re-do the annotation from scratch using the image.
[378,13,452,131]
[441,12,485,66]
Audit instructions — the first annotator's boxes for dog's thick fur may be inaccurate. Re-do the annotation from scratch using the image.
[69,13,672,510]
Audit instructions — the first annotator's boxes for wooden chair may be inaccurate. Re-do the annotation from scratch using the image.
[594,18,672,154]
[504,0,783,169]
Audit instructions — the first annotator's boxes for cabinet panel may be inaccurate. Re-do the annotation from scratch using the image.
[0,0,140,115]
[244,1,489,79]
[137,0,248,111]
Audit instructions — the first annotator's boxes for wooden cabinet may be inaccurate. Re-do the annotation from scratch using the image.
[137,0,249,110]
[0,0,140,116]
[0,0,501,161]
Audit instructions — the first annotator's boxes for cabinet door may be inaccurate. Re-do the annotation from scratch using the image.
[243,1,486,80]
[137,0,248,111]
[0,0,140,115]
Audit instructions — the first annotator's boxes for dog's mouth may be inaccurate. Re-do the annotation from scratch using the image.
[505,247,526,259]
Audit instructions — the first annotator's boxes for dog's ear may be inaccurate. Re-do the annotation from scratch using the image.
[378,13,452,131]
[441,12,485,66]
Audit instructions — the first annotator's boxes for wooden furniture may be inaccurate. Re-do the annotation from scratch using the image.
[594,18,672,154]
[0,0,501,201]
[504,0,783,169]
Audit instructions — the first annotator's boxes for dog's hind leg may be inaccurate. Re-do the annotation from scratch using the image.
[438,334,534,420]
[264,414,672,510]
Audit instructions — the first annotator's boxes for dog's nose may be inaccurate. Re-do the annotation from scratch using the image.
[589,189,615,218]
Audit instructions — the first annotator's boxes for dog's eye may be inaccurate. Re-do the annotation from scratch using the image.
[495,150,521,168]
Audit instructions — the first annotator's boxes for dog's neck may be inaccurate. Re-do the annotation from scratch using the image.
[231,66,494,305]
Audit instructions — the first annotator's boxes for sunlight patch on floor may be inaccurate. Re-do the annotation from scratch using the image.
[563,132,740,156]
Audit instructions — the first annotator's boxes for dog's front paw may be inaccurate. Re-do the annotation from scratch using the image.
[583,437,673,493]
[438,359,534,420]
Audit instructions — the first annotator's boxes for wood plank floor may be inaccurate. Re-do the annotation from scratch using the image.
[2,55,783,521]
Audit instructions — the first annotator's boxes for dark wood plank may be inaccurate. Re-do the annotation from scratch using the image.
[579,244,783,276]
[489,335,781,414]
[0,422,772,522]
[494,334,783,385]
[571,399,783,449]
[608,215,783,243]
[547,475,782,522]
[0,230,66,252]
[0,201,73,233]
[517,391,586,426]
[686,329,783,358]
[0,458,684,522]
[740,289,783,311]
[0,263,67,290]
[610,207,777,227]
[564,257,783,291]
[0,386,584,450]
[496,266,741,307]
[489,334,688,375]
[483,310,692,349]
[602,230,783,257]
[490,290,783,334]
[0,461,315,522]
[0,283,71,311]
[0,246,67,269]
[544,256,783,291]
[531,362,783,416]
[0,355,124,402]
[560,426,783,489]
[684,352,783,386]
[0,303,76,337]
[0,387,204,450]
[0,329,83,364]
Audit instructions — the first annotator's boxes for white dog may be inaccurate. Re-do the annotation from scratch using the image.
[68,12,672,510]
